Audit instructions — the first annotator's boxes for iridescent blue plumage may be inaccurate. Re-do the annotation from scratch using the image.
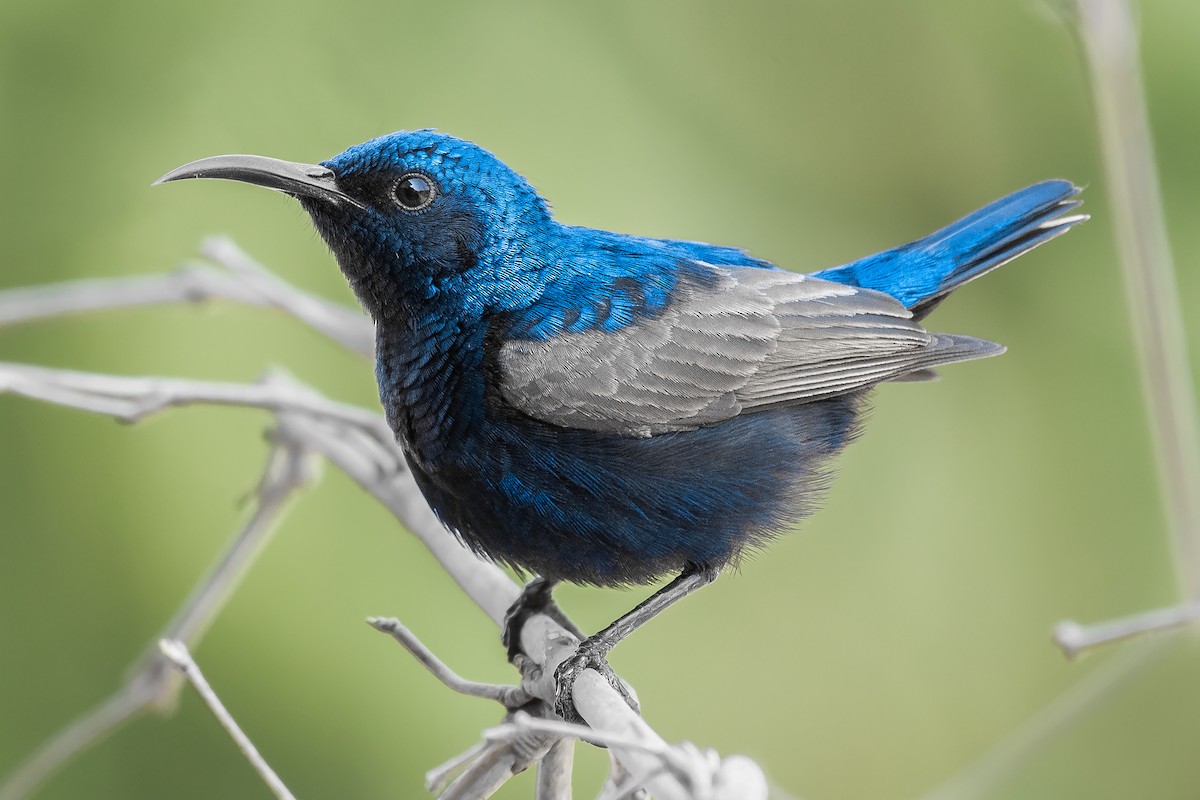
[158,130,1084,588]
[814,180,1083,316]
[156,129,1085,721]
[276,130,1084,586]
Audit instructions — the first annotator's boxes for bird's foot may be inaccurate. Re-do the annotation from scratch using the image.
[502,577,584,663]
[552,635,639,724]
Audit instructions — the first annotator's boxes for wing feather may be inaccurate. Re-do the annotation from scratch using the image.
[498,263,1000,435]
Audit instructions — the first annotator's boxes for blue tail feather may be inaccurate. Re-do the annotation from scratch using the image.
[814,180,1085,318]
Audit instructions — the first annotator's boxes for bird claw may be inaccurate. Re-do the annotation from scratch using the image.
[552,638,639,724]
[502,577,584,663]
[503,580,638,726]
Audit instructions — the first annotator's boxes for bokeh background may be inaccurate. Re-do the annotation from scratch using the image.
[2,1,1199,798]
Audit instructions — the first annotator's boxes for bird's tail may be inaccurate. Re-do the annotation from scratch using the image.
[814,180,1086,320]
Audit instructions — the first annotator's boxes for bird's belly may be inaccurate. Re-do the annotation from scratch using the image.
[406,393,866,586]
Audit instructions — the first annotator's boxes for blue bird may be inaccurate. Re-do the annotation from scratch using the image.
[157,130,1085,720]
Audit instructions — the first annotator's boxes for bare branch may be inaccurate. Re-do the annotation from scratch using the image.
[366,616,534,708]
[0,361,392,444]
[0,241,373,358]
[1069,0,1200,595]
[0,264,264,328]
[159,640,297,800]
[0,354,513,648]
[0,433,314,800]
[269,412,521,625]
[199,236,374,357]
[0,685,153,800]
[599,758,650,800]
[919,640,1170,800]
[927,5,1200,797]
[535,738,574,800]
[487,709,768,800]
[367,614,574,797]
[426,742,492,796]
[437,738,554,800]
[1053,601,1200,659]
[146,425,319,655]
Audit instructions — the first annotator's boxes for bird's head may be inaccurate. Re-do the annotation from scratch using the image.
[156,130,554,318]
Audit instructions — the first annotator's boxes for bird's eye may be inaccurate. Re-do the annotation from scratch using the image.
[393,173,437,211]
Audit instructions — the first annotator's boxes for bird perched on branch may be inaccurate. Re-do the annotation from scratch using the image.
[157,130,1085,721]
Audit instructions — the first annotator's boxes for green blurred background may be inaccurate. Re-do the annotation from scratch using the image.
[2,1,1198,797]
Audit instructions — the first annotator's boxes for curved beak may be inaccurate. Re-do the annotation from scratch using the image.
[153,154,362,208]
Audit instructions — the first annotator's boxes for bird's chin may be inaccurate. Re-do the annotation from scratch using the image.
[298,194,353,217]
[300,205,386,300]
[302,203,359,260]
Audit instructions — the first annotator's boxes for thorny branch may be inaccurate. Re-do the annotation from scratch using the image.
[0,246,766,799]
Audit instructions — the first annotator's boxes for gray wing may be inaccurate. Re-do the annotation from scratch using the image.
[498,264,1002,436]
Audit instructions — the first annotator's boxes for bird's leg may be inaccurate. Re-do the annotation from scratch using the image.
[503,577,586,663]
[553,563,721,724]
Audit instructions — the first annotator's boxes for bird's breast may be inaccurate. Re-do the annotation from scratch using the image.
[374,312,491,467]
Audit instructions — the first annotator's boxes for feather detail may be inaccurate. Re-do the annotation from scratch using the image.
[498,262,1000,436]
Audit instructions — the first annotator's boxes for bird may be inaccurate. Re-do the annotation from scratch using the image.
[156,129,1085,721]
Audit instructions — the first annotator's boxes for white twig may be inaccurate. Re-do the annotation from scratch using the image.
[158,640,297,800]
[919,640,1170,800]
[487,710,767,800]
[0,361,392,444]
[0,265,260,327]
[535,737,574,800]
[0,239,374,358]
[154,423,320,653]
[599,758,650,800]
[438,739,554,800]
[486,712,661,761]
[425,741,491,795]
[923,6,1199,796]
[199,236,374,357]
[0,435,314,800]
[366,616,534,708]
[1070,0,1200,596]
[1053,601,1200,659]
[0,251,374,359]
[368,615,580,798]
[0,686,154,800]
[267,412,521,624]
